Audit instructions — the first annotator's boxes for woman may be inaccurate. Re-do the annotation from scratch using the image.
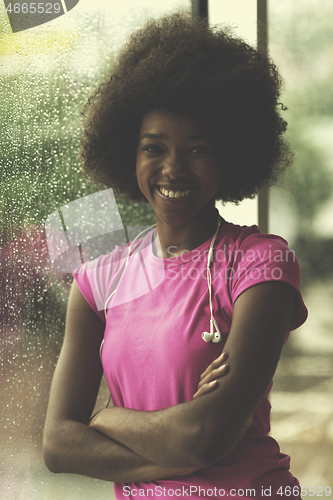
[43,13,308,499]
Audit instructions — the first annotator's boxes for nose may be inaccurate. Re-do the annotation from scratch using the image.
[161,150,189,180]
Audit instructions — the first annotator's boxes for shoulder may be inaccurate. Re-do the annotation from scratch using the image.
[219,222,289,251]
[72,227,154,278]
[215,222,298,280]
[71,230,154,317]
[73,244,130,276]
[217,222,296,271]
[72,245,130,320]
[218,222,308,330]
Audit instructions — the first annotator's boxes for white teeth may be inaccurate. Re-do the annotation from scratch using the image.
[159,187,192,198]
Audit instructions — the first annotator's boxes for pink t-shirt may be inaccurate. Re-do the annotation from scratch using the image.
[73,222,308,500]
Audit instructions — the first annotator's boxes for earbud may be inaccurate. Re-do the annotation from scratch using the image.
[212,331,222,343]
[202,330,214,342]
[202,319,222,343]
[212,319,222,343]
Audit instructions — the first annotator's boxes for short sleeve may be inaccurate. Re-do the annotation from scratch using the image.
[72,255,113,322]
[228,232,308,331]
[72,247,129,322]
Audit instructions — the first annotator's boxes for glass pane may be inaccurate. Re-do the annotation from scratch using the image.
[0,1,190,498]
[268,0,333,486]
[209,0,258,226]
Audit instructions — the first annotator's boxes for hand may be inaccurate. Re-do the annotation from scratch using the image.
[89,410,103,428]
[193,352,229,399]
[193,352,254,458]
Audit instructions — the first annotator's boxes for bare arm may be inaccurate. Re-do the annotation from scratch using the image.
[89,281,295,467]
[43,281,201,482]
[90,351,252,463]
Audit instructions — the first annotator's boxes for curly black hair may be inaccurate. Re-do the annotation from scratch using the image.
[80,12,292,203]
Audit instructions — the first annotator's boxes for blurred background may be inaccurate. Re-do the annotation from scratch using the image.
[0,0,332,498]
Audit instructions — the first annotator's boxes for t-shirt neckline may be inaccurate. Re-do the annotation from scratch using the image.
[145,219,233,268]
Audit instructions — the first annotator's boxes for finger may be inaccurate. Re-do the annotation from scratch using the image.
[193,380,218,399]
[200,352,227,379]
[197,363,229,390]
[200,352,228,380]
[198,363,229,389]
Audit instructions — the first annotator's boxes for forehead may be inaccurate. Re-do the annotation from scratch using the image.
[139,108,207,137]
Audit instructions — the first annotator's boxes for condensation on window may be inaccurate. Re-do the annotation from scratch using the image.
[0,1,189,499]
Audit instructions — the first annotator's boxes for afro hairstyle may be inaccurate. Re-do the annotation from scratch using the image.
[80,12,292,203]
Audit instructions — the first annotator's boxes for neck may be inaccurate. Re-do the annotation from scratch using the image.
[153,207,221,259]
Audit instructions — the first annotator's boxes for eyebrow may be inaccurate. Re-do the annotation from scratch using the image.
[139,132,210,141]
[139,133,166,140]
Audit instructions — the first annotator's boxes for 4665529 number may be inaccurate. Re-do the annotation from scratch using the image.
[277,486,331,497]
[6,3,61,14]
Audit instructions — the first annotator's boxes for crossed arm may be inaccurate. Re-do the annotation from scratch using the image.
[43,279,295,481]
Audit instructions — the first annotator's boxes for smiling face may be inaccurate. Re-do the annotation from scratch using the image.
[136,108,220,227]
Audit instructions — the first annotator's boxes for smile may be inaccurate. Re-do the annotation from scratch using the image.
[156,186,193,199]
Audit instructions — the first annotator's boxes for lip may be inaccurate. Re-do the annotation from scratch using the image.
[156,185,197,190]
[154,185,198,202]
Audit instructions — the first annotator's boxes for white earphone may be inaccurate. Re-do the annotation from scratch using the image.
[104,216,223,344]
[201,216,222,343]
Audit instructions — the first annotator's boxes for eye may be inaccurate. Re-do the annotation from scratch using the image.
[189,146,213,155]
[143,145,164,154]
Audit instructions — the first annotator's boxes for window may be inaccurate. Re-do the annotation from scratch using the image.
[0,2,189,498]
[1,0,332,495]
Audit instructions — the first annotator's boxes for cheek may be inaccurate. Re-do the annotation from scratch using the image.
[136,157,159,179]
[135,159,156,196]
[135,156,147,181]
